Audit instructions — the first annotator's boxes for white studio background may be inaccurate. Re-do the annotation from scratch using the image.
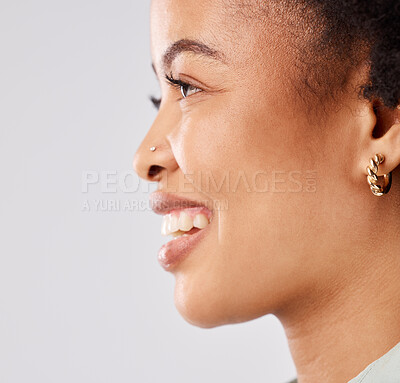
[0,1,296,382]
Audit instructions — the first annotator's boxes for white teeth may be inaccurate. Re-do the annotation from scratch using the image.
[171,231,183,237]
[193,214,208,229]
[168,215,179,233]
[161,211,210,236]
[178,212,193,232]
[161,216,168,236]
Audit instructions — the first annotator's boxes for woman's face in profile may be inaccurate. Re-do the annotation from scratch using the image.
[134,0,372,328]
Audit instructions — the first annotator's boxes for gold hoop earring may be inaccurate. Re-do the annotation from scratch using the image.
[366,153,392,196]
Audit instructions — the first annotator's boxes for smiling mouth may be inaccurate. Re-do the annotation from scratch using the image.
[150,191,214,270]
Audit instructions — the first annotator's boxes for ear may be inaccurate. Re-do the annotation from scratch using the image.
[358,101,400,177]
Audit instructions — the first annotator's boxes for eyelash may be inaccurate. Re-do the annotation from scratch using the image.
[149,72,202,110]
[150,95,161,110]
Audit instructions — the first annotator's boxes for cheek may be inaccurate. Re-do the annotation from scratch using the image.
[169,97,323,326]
[172,98,267,189]
[172,93,314,199]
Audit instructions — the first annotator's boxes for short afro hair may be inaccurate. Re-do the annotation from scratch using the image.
[245,0,400,109]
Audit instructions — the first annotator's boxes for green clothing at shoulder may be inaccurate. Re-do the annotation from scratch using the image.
[286,341,400,383]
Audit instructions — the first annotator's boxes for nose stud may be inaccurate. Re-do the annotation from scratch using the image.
[149,146,156,152]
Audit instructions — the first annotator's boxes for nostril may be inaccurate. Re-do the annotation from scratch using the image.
[148,165,164,179]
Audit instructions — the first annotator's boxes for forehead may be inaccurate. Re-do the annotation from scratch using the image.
[150,0,258,71]
[149,0,308,74]
[150,0,229,34]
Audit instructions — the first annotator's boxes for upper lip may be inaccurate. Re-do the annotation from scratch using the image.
[150,191,213,216]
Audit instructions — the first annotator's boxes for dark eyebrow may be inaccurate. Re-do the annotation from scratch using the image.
[158,39,225,73]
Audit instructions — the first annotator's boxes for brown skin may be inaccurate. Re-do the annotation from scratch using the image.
[133,1,400,382]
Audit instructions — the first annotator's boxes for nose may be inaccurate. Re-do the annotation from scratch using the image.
[133,118,179,182]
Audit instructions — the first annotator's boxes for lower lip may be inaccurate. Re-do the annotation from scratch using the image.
[158,227,209,271]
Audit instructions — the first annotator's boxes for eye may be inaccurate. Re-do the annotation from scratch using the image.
[180,83,201,98]
[165,73,202,99]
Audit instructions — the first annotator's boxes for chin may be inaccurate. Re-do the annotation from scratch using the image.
[172,271,268,329]
[173,273,226,329]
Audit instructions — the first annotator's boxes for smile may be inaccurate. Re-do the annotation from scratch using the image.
[150,192,213,271]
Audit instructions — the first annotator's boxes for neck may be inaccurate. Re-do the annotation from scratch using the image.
[278,249,400,383]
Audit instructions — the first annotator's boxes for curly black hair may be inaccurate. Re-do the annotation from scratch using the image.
[311,0,400,109]
[242,0,400,109]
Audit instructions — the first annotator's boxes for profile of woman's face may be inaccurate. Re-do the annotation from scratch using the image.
[134,0,374,328]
